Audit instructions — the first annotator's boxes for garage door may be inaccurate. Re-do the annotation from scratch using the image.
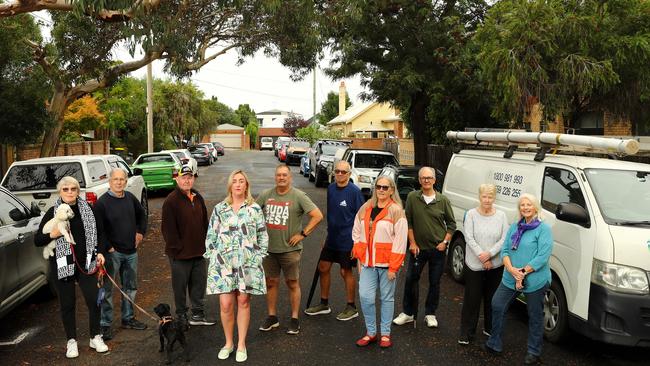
[211,134,242,149]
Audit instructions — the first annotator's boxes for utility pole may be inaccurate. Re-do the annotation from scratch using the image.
[312,67,317,122]
[146,62,154,153]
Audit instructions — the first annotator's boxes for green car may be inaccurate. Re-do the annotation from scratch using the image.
[132,152,183,191]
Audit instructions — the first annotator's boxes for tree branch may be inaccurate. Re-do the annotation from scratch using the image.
[0,0,161,21]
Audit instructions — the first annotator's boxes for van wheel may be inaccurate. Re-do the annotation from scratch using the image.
[544,279,569,343]
[140,190,149,218]
[448,236,466,283]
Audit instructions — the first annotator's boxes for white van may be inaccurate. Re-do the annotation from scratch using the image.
[260,137,274,150]
[442,131,650,347]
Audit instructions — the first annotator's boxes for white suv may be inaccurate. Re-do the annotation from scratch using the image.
[1,155,148,215]
[334,148,398,197]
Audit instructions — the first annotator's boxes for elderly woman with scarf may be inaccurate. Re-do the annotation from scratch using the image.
[34,176,108,359]
[484,193,553,366]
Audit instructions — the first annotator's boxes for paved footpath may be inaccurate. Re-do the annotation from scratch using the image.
[1,150,648,365]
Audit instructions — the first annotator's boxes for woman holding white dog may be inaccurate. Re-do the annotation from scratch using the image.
[205,170,268,362]
[34,176,108,358]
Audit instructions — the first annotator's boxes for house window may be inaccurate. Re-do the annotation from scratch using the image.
[576,111,604,135]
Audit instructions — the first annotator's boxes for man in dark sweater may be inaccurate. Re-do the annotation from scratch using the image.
[96,168,148,341]
[161,165,214,327]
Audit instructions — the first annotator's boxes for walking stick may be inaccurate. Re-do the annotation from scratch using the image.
[412,253,420,329]
[305,237,327,309]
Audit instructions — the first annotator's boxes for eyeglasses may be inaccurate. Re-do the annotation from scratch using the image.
[334,169,350,175]
[419,176,435,181]
[375,184,390,191]
[61,187,77,193]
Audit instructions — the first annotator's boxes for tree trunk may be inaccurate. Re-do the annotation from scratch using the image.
[40,86,71,157]
[409,92,430,166]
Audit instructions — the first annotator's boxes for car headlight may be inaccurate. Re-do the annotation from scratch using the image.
[359,175,372,183]
[591,259,649,294]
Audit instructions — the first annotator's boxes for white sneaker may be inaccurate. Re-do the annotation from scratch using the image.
[66,339,79,358]
[392,312,414,325]
[425,315,438,328]
[90,334,109,353]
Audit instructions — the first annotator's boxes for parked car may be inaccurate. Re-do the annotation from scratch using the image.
[132,152,183,192]
[277,141,290,162]
[274,136,291,157]
[285,139,310,165]
[0,186,48,319]
[162,149,198,176]
[189,145,212,166]
[211,141,225,156]
[378,165,444,202]
[299,153,311,177]
[197,143,218,163]
[334,148,399,196]
[308,139,351,187]
[1,155,148,215]
[260,137,274,151]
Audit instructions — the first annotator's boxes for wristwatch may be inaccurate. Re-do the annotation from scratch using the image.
[301,230,308,237]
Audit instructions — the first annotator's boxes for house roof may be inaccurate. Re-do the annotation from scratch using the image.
[327,102,375,125]
[217,123,244,130]
[257,109,290,115]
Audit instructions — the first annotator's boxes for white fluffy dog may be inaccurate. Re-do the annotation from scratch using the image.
[42,203,75,259]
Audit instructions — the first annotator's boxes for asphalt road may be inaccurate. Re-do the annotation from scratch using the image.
[1,150,648,365]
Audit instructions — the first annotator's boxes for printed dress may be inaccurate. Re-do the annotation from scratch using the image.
[205,201,269,295]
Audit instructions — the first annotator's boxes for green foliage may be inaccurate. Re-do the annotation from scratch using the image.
[318,91,351,125]
[235,104,258,127]
[295,124,341,144]
[477,0,650,131]
[0,14,51,145]
[245,120,259,148]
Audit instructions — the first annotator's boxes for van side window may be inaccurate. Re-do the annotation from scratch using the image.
[87,160,108,182]
[542,167,587,213]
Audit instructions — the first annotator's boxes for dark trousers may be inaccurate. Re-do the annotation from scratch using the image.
[170,257,208,317]
[51,261,101,340]
[402,249,446,316]
[460,265,503,337]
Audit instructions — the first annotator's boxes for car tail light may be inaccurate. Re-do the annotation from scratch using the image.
[85,192,98,206]
[172,169,178,178]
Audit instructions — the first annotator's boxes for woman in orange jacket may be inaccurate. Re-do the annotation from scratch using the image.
[351,176,408,348]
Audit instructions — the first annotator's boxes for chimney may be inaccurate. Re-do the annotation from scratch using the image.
[338,81,346,116]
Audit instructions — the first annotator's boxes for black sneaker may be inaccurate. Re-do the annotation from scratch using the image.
[122,318,148,330]
[458,335,470,345]
[100,325,113,341]
[286,318,300,335]
[524,353,541,365]
[178,313,190,331]
[259,316,279,331]
[189,314,216,326]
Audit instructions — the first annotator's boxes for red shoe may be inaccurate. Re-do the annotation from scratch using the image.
[379,335,392,348]
[356,334,377,347]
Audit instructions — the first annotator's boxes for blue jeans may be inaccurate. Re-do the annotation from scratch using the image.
[358,266,397,336]
[402,249,445,316]
[486,282,549,356]
[101,251,139,326]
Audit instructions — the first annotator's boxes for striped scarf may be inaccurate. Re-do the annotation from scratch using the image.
[54,198,98,279]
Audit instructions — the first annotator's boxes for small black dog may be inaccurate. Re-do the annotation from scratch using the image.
[154,303,190,364]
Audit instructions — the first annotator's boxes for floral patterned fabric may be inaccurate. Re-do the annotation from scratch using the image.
[205,200,268,295]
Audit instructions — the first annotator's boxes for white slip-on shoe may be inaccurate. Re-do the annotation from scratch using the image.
[236,349,248,362]
[90,334,109,353]
[66,339,79,359]
[392,312,414,325]
[218,347,233,360]
[425,315,438,328]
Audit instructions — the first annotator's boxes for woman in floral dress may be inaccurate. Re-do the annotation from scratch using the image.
[205,169,268,362]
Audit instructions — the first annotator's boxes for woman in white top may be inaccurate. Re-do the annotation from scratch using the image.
[458,184,509,345]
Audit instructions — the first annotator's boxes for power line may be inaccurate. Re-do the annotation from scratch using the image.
[191,77,311,101]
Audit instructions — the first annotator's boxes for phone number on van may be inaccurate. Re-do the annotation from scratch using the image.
[492,171,524,198]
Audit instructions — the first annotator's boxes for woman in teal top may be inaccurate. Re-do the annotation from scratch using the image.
[484,193,553,366]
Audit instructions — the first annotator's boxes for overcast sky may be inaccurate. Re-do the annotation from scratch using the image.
[130,51,366,118]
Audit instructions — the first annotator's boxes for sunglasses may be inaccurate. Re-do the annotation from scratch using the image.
[334,169,350,174]
[375,184,390,191]
[420,176,435,181]
[61,187,78,193]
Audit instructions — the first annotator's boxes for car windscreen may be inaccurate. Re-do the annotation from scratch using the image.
[2,162,86,190]
[137,155,174,163]
[171,152,185,159]
[290,141,310,148]
[322,144,345,155]
[355,154,398,169]
[585,168,650,224]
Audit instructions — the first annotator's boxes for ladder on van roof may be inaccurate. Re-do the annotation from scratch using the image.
[446,130,644,161]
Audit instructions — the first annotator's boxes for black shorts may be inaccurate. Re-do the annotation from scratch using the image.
[319,246,357,269]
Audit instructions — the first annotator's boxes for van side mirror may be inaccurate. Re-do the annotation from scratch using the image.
[9,208,27,222]
[133,168,143,176]
[30,202,41,217]
[555,202,590,228]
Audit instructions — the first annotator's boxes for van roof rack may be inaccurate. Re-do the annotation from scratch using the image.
[446,130,643,161]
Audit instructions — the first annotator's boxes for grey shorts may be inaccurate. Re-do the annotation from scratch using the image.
[263,250,302,280]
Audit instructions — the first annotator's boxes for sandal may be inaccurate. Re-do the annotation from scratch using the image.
[355,334,377,347]
[379,335,392,348]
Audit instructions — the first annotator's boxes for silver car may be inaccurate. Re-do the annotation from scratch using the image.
[0,186,48,318]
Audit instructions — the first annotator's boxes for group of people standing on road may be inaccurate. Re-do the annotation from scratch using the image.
[36,159,553,366]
